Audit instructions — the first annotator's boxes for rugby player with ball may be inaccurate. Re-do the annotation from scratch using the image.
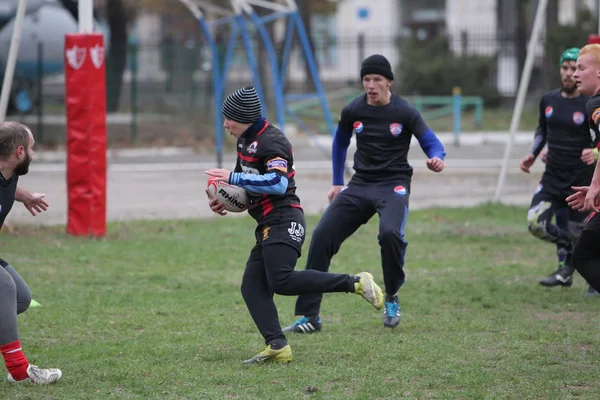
[205,86,384,364]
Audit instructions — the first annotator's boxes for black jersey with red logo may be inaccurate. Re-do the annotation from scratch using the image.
[532,90,594,169]
[230,118,301,222]
[336,94,439,184]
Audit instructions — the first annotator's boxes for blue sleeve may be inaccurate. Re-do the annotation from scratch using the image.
[229,172,288,195]
[417,129,446,160]
[332,126,352,185]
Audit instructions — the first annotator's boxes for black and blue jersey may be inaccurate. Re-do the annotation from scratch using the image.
[229,117,301,222]
[332,93,445,185]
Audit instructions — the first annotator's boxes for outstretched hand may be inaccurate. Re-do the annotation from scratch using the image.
[205,169,231,182]
[21,193,48,216]
[566,186,600,212]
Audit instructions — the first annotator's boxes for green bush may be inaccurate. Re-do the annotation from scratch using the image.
[394,36,501,106]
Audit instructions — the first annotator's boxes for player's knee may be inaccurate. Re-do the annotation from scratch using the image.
[378,227,403,245]
[16,290,31,315]
[269,270,294,295]
[240,278,254,301]
[311,222,331,242]
[527,220,548,239]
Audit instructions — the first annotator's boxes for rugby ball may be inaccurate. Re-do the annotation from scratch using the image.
[206,177,249,212]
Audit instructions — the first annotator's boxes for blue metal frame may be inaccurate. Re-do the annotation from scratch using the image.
[248,9,336,137]
[197,17,224,168]
[194,4,336,168]
[247,10,286,129]
[289,11,335,137]
[195,13,269,167]
[279,16,295,93]
[235,15,267,112]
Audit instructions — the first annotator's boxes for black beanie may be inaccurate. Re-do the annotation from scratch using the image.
[360,54,394,81]
[222,85,262,123]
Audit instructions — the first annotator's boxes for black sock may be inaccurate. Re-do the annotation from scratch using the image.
[269,339,287,350]
[385,294,397,302]
[348,276,360,293]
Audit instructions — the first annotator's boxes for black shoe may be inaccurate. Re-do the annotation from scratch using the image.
[539,266,574,287]
[282,316,322,333]
[584,285,600,297]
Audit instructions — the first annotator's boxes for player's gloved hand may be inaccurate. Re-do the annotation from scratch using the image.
[205,189,228,216]
[426,157,444,172]
[581,148,598,165]
[328,185,345,203]
[520,154,535,173]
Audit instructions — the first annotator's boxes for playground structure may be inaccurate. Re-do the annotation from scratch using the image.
[178,0,335,167]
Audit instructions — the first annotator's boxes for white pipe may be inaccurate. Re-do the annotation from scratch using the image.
[0,0,28,122]
[494,0,549,201]
[246,0,290,12]
[78,0,94,34]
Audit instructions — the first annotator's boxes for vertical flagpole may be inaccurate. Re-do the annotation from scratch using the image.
[0,0,28,121]
[494,0,549,201]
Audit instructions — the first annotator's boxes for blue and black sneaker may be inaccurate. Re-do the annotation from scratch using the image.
[383,295,401,328]
[282,316,322,333]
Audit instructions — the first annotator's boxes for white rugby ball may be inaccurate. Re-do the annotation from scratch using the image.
[206,177,249,212]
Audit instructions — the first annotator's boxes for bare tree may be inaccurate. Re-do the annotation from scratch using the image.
[105,0,129,112]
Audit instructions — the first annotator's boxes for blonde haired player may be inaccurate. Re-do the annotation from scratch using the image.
[566,43,600,293]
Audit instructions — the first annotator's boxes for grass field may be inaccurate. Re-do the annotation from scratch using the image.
[1,204,599,399]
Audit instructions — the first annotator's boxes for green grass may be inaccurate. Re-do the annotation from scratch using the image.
[1,204,599,399]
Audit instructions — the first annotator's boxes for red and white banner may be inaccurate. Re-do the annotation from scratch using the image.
[64,33,107,236]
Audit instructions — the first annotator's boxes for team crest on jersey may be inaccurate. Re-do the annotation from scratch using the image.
[573,112,585,125]
[247,141,258,154]
[390,123,403,137]
[353,121,363,133]
[394,186,407,195]
[545,106,553,118]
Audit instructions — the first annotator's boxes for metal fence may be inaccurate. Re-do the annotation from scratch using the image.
[13,30,550,146]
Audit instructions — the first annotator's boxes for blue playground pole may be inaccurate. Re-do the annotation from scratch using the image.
[279,16,295,93]
[235,14,268,116]
[290,11,335,136]
[248,11,286,130]
[198,17,224,168]
[452,86,462,146]
[220,21,239,81]
[212,16,268,121]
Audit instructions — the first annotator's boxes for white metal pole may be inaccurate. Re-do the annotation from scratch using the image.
[78,0,94,34]
[0,0,28,122]
[493,0,549,202]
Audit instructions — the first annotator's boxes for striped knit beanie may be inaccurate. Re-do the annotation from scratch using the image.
[222,86,262,123]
